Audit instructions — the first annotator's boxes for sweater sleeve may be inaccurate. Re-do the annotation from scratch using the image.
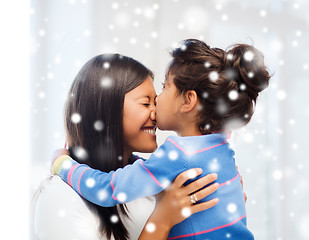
[52,139,187,207]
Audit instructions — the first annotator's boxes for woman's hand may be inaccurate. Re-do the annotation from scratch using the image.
[236,165,247,202]
[138,168,219,240]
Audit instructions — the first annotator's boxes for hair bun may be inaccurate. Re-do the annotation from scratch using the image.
[225,44,271,101]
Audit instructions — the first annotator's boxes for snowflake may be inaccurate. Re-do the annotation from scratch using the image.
[276,90,286,100]
[244,51,254,62]
[226,54,233,61]
[47,72,54,79]
[202,91,209,98]
[103,62,110,69]
[186,169,199,179]
[97,189,108,201]
[181,207,192,218]
[292,143,299,150]
[204,123,211,130]
[38,29,46,37]
[86,178,95,188]
[228,90,238,101]
[62,160,73,169]
[130,37,137,44]
[58,209,66,217]
[145,222,156,233]
[216,99,228,115]
[94,120,104,131]
[226,203,237,213]
[101,77,113,88]
[38,91,45,99]
[71,113,81,124]
[247,72,254,78]
[117,192,127,202]
[262,27,268,33]
[151,31,158,39]
[243,132,253,143]
[260,10,267,17]
[296,30,302,37]
[299,216,309,238]
[111,3,119,10]
[83,29,91,37]
[209,71,219,81]
[143,7,156,20]
[168,150,178,160]
[154,148,164,158]
[153,3,160,10]
[272,169,283,181]
[209,158,220,171]
[183,7,208,32]
[73,146,88,160]
[221,14,228,21]
[180,44,187,51]
[160,178,171,188]
[204,61,211,68]
[292,40,298,47]
[239,84,246,91]
[110,214,119,223]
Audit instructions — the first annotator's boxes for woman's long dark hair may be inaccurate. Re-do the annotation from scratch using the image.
[64,54,153,239]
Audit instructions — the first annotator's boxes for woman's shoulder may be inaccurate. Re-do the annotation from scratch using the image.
[33,175,101,240]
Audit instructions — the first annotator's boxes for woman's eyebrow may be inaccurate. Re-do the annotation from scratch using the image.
[137,95,156,100]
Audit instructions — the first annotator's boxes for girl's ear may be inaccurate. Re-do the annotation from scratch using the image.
[180,90,198,113]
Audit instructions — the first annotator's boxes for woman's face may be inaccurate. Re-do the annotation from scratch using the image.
[123,76,157,156]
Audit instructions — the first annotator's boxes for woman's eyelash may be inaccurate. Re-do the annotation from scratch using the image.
[143,103,150,106]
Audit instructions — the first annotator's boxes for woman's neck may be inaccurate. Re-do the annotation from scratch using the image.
[122,151,132,167]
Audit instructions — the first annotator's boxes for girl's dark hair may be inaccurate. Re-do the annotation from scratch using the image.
[167,39,271,134]
[64,54,153,239]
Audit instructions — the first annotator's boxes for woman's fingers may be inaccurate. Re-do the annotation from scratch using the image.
[173,168,203,188]
[244,192,247,202]
[191,182,219,204]
[183,173,218,195]
[190,198,219,215]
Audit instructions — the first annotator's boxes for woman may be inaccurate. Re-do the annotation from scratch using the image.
[33,53,219,239]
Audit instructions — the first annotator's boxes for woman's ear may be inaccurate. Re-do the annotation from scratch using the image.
[180,90,198,113]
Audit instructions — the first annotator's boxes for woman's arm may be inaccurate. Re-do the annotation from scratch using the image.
[138,169,219,240]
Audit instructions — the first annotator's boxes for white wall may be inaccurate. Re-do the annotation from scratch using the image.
[29,0,309,239]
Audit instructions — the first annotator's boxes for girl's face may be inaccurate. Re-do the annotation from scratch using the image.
[123,76,157,156]
[155,76,183,132]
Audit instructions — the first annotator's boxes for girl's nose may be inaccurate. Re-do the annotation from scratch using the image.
[150,109,156,120]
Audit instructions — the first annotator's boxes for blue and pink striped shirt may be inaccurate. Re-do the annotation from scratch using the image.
[53,133,254,239]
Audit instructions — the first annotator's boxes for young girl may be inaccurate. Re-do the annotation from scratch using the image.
[53,39,271,239]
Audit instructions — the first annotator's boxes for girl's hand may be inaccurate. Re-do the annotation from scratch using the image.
[51,148,70,173]
[138,168,219,240]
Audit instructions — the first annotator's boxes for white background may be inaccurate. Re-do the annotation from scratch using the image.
[1,0,309,239]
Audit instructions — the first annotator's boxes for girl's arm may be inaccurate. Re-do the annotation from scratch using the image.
[138,169,219,240]
[52,140,187,207]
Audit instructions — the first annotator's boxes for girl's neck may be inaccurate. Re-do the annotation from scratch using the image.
[177,125,201,137]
